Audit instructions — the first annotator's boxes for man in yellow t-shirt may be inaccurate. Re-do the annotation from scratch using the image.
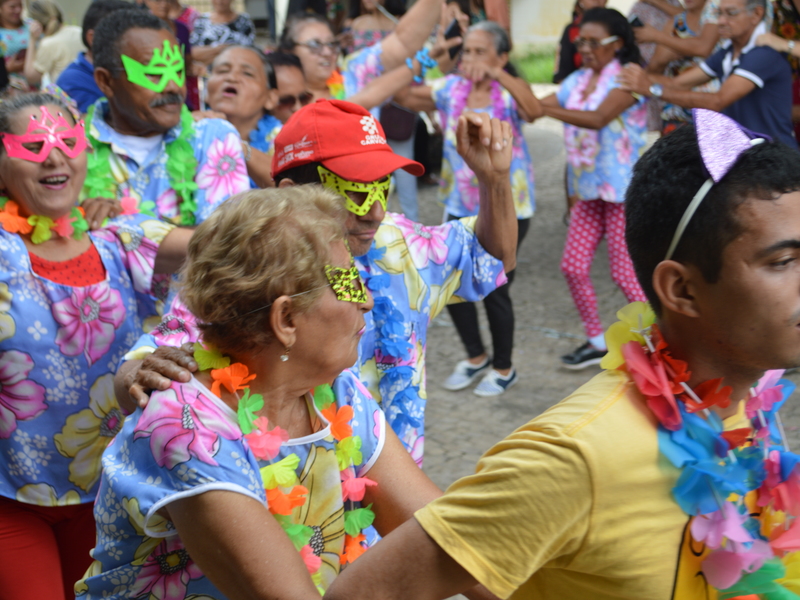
[324,114,800,599]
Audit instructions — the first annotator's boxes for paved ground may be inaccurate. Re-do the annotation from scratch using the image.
[400,88,800,496]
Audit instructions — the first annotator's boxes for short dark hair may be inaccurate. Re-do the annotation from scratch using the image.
[625,124,800,313]
[581,7,641,66]
[274,161,322,186]
[212,45,276,89]
[267,51,304,75]
[81,0,132,50]
[92,9,170,73]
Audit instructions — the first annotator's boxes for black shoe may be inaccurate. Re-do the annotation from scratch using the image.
[561,342,606,370]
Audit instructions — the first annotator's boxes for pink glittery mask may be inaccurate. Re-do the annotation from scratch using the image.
[2,106,87,163]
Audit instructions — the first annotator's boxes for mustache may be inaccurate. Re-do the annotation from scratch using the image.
[150,93,185,108]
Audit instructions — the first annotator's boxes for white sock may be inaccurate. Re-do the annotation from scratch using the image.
[589,333,607,351]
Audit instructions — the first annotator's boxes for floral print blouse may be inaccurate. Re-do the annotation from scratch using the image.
[189,13,255,47]
[0,214,173,507]
[430,74,535,219]
[127,213,505,466]
[557,59,647,203]
[85,99,250,225]
[78,369,384,599]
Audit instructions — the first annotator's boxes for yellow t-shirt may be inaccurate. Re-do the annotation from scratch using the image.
[415,369,749,600]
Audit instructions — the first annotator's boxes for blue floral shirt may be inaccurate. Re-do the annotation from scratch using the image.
[85,99,250,224]
[430,75,536,219]
[355,213,505,464]
[0,215,173,507]
[342,42,384,97]
[78,369,385,599]
[126,214,505,465]
[557,59,647,203]
[248,112,282,189]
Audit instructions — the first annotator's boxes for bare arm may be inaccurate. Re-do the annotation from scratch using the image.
[541,88,636,130]
[23,22,43,86]
[167,490,320,600]
[460,112,517,273]
[640,0,683,17]
[757,32,800,58]
[620,62,753,112]
[244,146,275,189]
[493,70,542,122]
[636,22,719,59]
[392,84,437,113]
[325,518,478,600]
[646,21,683,74]
[153,226,194,274]
[379,0,443,71]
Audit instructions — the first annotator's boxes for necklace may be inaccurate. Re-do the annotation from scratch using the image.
[192,343,377,591]
[83,103,199,226]
[449,77,505,126]
[605,302,800,596]
[0,197,88,244]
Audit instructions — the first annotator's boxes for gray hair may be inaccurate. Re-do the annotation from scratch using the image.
[467,21,511,55]
[0,93,71,140]
[745,0,766,13]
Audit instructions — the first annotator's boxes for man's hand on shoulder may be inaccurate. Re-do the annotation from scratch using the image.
[118,343,197,413]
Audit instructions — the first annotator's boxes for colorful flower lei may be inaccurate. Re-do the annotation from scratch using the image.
[326,70,346,100]
[84,103,199,226]
[193,343,377,593]
[0,196,89,244]
[449,76,505,127]
[605,302,800,596]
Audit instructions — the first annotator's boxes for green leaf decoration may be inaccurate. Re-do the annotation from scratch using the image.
[335,435,363,470]
[343,505,375,536]
[192,342,230,371]
[237,388,264,435]
[70,207,89,240]
[719,559,796,599]
[260,453,300,489]
[313,384,335,410]
[280,521,314,551]
[28,215,54,244]
[139,201,157,218]
[0,196,8,208]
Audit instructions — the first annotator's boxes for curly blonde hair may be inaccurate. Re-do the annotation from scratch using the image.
[180,185,347,354]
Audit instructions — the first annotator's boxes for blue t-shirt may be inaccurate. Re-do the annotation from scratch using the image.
[56,53,101,114]
[700,24,797,148]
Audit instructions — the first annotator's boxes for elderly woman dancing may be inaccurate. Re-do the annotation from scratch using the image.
[77,186,472,600]
[0,92,190,600]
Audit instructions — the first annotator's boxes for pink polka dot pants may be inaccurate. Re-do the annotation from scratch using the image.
[560,199,646,338]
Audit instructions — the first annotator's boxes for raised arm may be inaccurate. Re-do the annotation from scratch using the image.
[379,0,444,71]
[461,112,517,273]
[640,0,683,18]
[460,63,542,123]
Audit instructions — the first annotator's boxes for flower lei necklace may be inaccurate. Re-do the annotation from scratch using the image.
[605,302,800,597]
[83,103,199,226]
[449,76,505,126]
[0,197,88,244]
[192,343,377,593]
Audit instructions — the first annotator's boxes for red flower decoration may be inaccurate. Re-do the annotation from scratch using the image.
[683,378,732,414]
[621,340,682,430]
[720,428,751,450]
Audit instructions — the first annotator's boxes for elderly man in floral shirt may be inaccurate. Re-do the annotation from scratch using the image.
[118,100,517,466]
[82,9,249,227]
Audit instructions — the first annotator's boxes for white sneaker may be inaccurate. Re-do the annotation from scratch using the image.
[442,357,490,391]
[474,368,518,397]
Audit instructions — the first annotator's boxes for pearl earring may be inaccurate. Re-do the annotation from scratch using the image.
[280,346,291,362]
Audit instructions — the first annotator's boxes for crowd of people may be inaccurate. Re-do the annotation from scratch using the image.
[1,0,800,598]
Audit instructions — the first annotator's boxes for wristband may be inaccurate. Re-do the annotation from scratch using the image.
[789,40,796,54]
[241,140,252,162]
[405,57,422,84]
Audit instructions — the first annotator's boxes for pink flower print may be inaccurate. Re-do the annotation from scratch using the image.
[408,435,424,467]
[597,182,618,202]
[566,127,599,171]
[0,350,46,438]
[129,537,203,600]
[393,215,449,270]
[153,297,201,347]
[454,167,480,213]
[134,382,241,469]
[629,102,648,128]
[52,283,126,366]
[614,133,632,165]
[495,269,508,288]
[196,133,249,206]
[156,188,178,220]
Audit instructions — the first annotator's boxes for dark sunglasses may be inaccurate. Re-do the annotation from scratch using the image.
[278,91,314,108]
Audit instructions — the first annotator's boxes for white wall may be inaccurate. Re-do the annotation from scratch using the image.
[511,0,638,47]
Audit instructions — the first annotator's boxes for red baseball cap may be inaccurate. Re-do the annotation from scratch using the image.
[271,99,424,183]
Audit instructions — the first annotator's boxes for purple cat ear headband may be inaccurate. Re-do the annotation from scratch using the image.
[664,109,768,260]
